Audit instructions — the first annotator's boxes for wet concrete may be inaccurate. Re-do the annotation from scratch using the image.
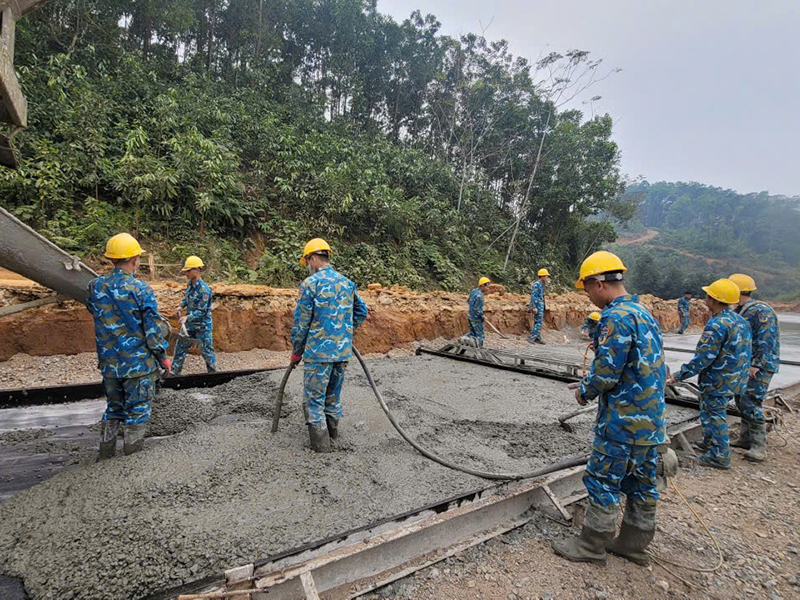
[0,355,698,600]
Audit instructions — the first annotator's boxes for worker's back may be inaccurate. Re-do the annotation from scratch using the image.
[738,300,780,373]
[696,309,752,395]
[87,269,164,379]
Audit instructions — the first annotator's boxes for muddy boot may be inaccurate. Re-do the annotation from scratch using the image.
[98,420,120,460]
[694,454,730,470]
[325,415,339,441]
[123,423,147,455]
[552,503,617,564]
[607,500,656,566]
[206,364,217,373]
[534,338,546,345]
[692,438,709,452]
[308,423,332,453]
[730,419,751,449]
[744,421,766,463]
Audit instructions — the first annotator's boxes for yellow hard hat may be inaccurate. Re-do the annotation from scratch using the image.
[478,277,491,287]
[104,233,144,259]
[702,278,740,305]
[538,268,550,277]
[299,238,332,265]
[728,273,756,293]
[589,312,601,322]
[575,251,627,289]
[182,255,204,271]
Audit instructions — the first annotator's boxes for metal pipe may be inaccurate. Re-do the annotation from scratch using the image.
[0,294,58,317]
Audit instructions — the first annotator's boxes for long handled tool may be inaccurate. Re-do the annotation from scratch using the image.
[558,404,596,432]
[271,362,297,433]
[485,319,509,340]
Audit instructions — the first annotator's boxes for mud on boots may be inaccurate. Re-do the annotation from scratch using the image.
[86,234,170,460]
[555,251,667,564]
[291,239,369,452]
[172,255,217,375]
[527,269,549,344]
[730,273,780,463]
[466,277,491,347]
[669,278,751,470]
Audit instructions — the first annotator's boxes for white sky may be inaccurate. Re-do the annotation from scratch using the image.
[380,0,800,197]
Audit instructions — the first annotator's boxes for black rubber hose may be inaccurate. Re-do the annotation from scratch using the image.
[352,347,589,481]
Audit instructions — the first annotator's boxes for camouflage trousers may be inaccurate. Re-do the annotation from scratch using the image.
[468,319,485,346]
[735,370,773,426]
[583,435,659,509]
[172,325,217,375]
[304,361,347,426]
[678,311,689,333]
[699,393,731,466]
[528,309,543,340]
[102,373,157,425]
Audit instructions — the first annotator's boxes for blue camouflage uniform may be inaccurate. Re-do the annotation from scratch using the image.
[86,268,169,425]
[172,278,217,374]
[675,309,752,467]
[528,280,545,341]
[677,296,690,333]
[467,288,485,346]
[736,300,780,426]
[581,316,599,340]
[291,265,368,426]
[578,295,666,510]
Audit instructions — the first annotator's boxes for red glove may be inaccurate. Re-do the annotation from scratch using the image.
[290,353,302,365]
[161,358,172,374]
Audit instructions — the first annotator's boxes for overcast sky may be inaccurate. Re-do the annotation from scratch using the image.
[380,0,800,197]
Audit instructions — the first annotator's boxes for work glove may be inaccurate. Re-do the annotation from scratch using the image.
[290,353,302,365]
[161,358,172,374]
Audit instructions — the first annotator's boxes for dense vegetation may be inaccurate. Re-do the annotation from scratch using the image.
[0,0,632,290]
[610,182,800,301]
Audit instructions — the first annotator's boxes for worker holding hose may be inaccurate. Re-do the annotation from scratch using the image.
[87,233,171,459]
[527,268,549,344]
[729,273,780,463]
[554,251,666,567]
[668,279,751,470]
[291,238,368,452]
[467,277,491,347]
[172,255,217,375]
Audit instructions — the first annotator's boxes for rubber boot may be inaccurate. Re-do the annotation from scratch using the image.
[694,454,730,470]
[206,364,217,373]
[534,338,546,345]
[607,500,656,566]
[325,415,339,441]
[730,419,751,449]
[123,423,147,455]
[692,438,709,452]
[552,503,617,564]
[308,423,332,453]
[744,421,766,463]
[98,420,120,460]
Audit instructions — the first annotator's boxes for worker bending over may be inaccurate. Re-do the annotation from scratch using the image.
[467,277,491,347]
[580,311,601,342]
[528,268,549,345]
[554,251,666,566]
[87,233,170,459]
[669,279,751,470]
[172,255,217,375]
[729,273,780,463]
[290,238,368,452]
[677,291,692,334]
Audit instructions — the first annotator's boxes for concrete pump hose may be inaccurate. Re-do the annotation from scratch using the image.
[352,347,589,481]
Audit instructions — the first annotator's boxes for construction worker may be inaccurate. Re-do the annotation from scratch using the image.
[553,251,666,567]
[677,291,692,334]
[668,279,751,470]
[729,273,780,463]
[291,238,368,452]
[528,268,549,345]
[172,255,217,375]
[467,277,491,347]
[86,233,171,459]
[580,311,602,341]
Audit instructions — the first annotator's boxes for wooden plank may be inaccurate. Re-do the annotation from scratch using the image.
[299,572,321,600]
[0,8,26,127]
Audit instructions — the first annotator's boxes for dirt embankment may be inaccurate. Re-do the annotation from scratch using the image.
[0,281,710,361]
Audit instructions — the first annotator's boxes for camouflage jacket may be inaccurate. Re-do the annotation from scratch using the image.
[468,288,484,322]
[737,300,780,373]
[291,265,368,362]
[579,295,667,446]
[676,309,752,396]
[86,268,169,379]
[529,280,545,311]
[677,297,690,315]
[581,316,598,338]
[181,278,213,330]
